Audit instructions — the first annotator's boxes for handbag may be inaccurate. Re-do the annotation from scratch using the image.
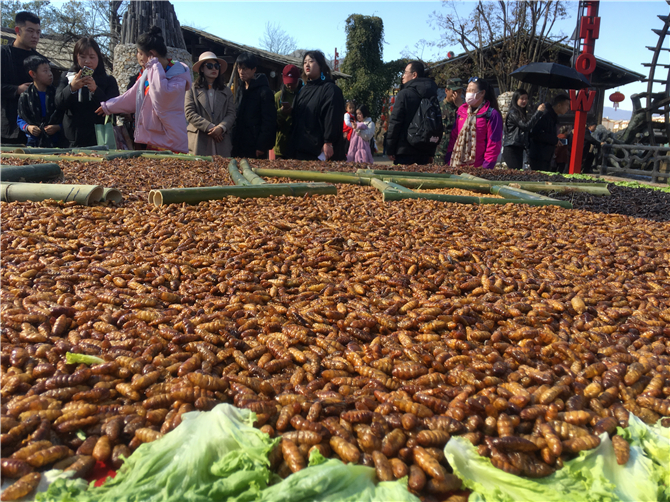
[96,115,131,150]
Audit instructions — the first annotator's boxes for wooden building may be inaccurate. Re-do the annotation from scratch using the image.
[429,40,645,124]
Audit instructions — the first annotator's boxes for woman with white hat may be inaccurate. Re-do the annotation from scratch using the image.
[185,51,236,156]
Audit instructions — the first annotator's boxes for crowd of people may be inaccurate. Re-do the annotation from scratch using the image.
[1,10,603,171]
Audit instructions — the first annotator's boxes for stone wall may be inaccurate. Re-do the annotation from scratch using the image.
[498,91,514,121]
[113,44,192,91]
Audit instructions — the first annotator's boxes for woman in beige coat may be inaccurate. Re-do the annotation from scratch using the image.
[185,51,235,156]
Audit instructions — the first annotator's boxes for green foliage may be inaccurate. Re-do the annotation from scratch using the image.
[340,14,405,121]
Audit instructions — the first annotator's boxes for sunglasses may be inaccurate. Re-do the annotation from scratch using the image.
[468,77,481,83]
[205,62,220,70]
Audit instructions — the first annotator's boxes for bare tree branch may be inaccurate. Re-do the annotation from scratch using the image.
[258,22,298,55]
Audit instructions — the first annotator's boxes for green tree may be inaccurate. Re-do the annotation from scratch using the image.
[1,1,58,31]
[340,14,404,121]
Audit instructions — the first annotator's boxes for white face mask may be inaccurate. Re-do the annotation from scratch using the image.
[465,92,480,106]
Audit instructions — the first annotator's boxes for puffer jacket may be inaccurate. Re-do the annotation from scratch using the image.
[232,73,276,157]
[101,58,191,153]
[289,76,345,161]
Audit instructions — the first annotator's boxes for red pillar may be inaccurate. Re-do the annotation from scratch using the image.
[569,1,600,174]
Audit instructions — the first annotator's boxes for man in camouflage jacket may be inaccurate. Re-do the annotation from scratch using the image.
[434,82,463,164]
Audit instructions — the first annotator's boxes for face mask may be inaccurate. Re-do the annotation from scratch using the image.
[465,92,480,106]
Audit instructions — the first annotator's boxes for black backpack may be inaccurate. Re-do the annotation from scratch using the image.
[406,92,444,150]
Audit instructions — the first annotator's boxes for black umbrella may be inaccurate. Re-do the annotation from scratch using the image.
[510,62,590,89]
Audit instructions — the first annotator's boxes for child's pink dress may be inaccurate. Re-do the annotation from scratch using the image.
[346,118,375,164]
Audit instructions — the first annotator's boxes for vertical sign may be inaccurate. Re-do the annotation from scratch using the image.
[569,1,600,174]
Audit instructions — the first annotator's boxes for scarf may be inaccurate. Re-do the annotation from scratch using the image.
[451,104,481,167]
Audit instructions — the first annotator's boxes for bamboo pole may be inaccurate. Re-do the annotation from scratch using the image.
[367,172,609,195]
[455,172,608,192]
[381,189,573,208]
[150,183,337,207]
[1,182,104,205]
[1,163,63,182]
[1,154,104,163]
[358,169,458,179]
[228,159,250,186]
[370,178,414,193]
[101,188,123,203]
[240,159,267,185]
[140,153,213,161]
[252,168,370,185]
[377,176,492,193]
[490,185,555,201]
[104,152,146,160]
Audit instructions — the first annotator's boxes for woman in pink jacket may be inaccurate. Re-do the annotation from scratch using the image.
[96,27,191,153]
[446,77,502,169]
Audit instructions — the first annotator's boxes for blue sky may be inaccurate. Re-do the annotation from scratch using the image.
[173,1,666,112]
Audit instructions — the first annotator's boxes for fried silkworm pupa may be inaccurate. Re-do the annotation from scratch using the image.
[1,472,41,501]
[408,464,427,492]
[611,435,630,465]
[0,458,33,479]
[281,439,305,473]
[372,451,394,481]
[330,436,360,464]
[64,455,96,479]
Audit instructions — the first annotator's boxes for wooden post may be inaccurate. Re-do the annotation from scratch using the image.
[569,0,600,174]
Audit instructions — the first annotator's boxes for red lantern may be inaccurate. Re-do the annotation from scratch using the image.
[609,91,625,110]
[381,114,387,122]
[391,97,395,104]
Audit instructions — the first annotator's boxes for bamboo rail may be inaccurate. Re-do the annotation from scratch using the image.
[1,182,104,205]
[240,159,267,185]
[149,183,337,206]
[228,160,250,186]
[1,163,63,182]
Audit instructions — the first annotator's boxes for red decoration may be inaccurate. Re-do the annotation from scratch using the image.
[391,97,395,104]
[381,115,387,122]
[609,91,625,110]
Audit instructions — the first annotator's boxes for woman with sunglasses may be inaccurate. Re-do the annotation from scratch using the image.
[185,52,236,156]
[96,26,191,153]
[446,76,503,170]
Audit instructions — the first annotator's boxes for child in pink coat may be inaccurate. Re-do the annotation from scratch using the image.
[96,27,191,153]
[346,105,375,164]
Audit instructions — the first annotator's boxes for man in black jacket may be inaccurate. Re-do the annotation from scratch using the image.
[232,52,277,159]
[529,94,570,171]
[1,11,42,145]
[386,60,439,165]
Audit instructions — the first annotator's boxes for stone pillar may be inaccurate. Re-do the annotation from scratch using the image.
[497,91,514,122]
[113,44,192,91]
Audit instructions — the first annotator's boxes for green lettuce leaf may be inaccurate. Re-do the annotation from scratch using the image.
[38,404,278,502]
[65,353,104,365]
[445,429,661,502]
[619,415,670,500]
[258,450,420,502]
